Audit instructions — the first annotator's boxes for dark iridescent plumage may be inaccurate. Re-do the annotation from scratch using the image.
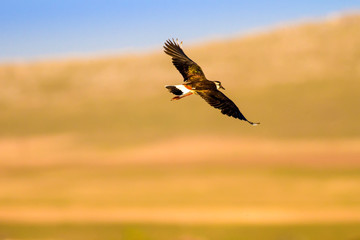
[164,39,205,82]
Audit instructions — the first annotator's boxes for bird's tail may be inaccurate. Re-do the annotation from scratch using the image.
[165,85,191,96]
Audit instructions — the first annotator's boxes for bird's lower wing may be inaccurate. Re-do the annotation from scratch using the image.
[197,90,259,125]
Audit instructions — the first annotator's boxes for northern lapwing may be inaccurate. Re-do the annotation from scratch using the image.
[164,38,259,125]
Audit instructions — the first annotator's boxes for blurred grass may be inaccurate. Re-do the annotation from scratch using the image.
[1,163,359,209]
[1,222,360,240]
[0,77,359,148]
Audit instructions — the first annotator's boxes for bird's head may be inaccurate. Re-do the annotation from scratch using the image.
[214,81,225,90]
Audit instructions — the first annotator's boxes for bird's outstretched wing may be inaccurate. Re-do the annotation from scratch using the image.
[197,90,259,125]
[164,39,206,81]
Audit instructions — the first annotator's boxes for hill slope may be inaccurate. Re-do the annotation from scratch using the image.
[0,14,359,145]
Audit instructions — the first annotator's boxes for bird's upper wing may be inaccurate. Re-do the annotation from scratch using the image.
[164,39,206,81]
[197,90,259,125]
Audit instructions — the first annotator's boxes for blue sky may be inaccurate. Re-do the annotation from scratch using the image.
[0,0,359,62]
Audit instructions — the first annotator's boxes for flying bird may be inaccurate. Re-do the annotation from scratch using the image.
[164,38,259,125]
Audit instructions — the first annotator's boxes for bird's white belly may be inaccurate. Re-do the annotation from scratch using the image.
[174,84,192,95]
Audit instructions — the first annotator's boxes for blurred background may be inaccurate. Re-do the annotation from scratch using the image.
[1,1,360,239]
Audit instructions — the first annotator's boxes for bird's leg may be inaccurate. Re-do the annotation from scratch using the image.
[171,92,193,101]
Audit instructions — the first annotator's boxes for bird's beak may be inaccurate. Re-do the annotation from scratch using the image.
[220,86,225,90]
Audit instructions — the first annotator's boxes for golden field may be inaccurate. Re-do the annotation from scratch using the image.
[0,14,360,240]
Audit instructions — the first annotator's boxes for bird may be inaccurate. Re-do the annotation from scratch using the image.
[164,38,259,125]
